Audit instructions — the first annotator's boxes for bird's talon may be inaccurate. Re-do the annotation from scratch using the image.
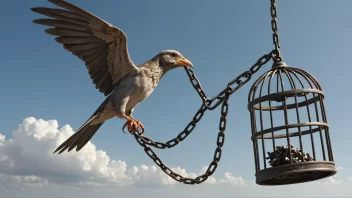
[122,120,137,134]
[136,121,145,134]
[122,120,145,135]
[122,123,128,133]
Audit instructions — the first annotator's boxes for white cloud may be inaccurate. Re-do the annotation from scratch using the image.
[129,165,195,187]
[0,117,244,188]
[128,165,236,187]
[336,166,343,171]
[218,172,245,185]
[0,117,132,187]
[0,134,5,145]
[0,173,48,189]
[316,177,343,186]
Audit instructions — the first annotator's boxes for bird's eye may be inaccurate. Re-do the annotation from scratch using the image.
[171,53,177,57]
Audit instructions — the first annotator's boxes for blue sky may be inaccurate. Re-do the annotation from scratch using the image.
[1,0,352,197]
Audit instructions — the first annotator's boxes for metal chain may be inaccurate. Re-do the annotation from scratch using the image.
[134,103,207,149]
[130,51,274,184]
[185,50,274,110]
[130,0,280,185]
[133,51,273,150]
[132,93,230,185]
[270,0,282,62]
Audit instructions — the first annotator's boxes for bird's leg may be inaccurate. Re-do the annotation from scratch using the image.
[121,114,144,134]
[121,115,137,133]
[130,116,145,134]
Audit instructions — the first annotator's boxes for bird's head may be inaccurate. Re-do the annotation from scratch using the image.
[155,50,193,70]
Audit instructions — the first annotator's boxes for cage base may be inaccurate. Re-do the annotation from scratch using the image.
[256,161,336,185]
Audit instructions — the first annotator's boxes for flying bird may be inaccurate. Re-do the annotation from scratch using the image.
[31,0,193,154]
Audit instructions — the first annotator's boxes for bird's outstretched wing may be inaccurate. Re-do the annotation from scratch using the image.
[31,0,137,96]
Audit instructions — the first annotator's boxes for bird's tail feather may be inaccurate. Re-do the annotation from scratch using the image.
[54,97,110,154]
[54,114,104,154]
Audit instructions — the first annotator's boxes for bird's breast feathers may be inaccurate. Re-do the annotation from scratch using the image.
[137,68,160,88]
[130,68,161,101]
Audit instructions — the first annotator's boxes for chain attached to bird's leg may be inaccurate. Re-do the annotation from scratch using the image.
[129,50,275,184]
[131,93,230,185]
[122,119,145,134]
[128,50,274,150]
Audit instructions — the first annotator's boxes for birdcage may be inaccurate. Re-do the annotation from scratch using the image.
[247,61,336,185]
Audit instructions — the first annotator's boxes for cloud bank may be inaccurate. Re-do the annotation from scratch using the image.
[0,117,244,188]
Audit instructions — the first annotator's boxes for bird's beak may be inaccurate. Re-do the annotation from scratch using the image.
[177,57,193,67]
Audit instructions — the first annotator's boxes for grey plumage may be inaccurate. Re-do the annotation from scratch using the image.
[31,0,193,154]
[32,0,136,96]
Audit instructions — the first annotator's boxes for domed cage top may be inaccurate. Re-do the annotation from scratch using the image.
[248,63,336,185]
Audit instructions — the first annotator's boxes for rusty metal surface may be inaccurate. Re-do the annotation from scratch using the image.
[270,0,282,62]
[251,122,329,140]
[248,88,324,110]
[256,162,336,185]
[251,95,320,111]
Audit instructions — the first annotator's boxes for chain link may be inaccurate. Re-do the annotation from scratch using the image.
[184,51,274,110]
[133,104,207,149]
[132,94,230,185]
[270,0,282,62]
[185,69,208,104]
